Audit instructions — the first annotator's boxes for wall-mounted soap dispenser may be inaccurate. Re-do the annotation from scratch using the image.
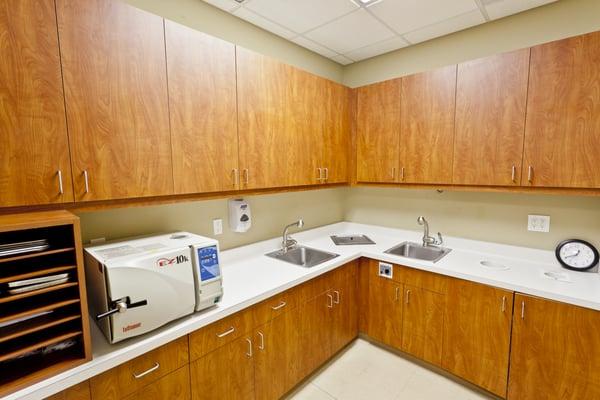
[228,199,252,233]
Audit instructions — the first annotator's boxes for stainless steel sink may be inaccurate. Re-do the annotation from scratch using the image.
[266,246,339,268]
[384,241,451,263]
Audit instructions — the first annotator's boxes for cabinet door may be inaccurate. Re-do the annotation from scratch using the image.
[190,335,255,400]
[356,79,401,183]
[400,66,456,184]
[401,285,444,366]
[300,290,335,376]
[237,48,319,189]
[508,294,600,400]
[56,0,173,201]
[0,0,74,207]
[321,81,350,184]
[364,262,403,350]
[165,21,238,194]
[442,279,513,397]
[523,31,600,188]
[331,262,358,353]
[453,49,530,186]
[123,366,191,400]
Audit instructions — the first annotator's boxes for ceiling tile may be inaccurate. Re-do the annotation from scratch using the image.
[369,0,478,34]
[345,36,410,61]
[244,0,359,34]
[483,0,558,20]
[331,55,354,65]
[404,10,486,44]
[305,9,395,55]
[233,7,298,39]
[291,37,338,58]
[203,0,241,12]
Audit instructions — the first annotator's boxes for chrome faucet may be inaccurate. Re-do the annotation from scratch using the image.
[417,216,443,247]
[281,219,304,253]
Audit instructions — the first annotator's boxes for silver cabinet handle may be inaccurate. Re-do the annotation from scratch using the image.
[391,167,396,180]
[243,169,249,185]
[83,170,89,193]
[57,170,64,194]
[324,167,329,181]
[527,166,533,183]
[521,301,525,319]
[511,165,516,183]
[232,169,239,187]
[333,290,340,304]
[502,296,507,312]
[327,294,333,308]
[133,362,160,379]
[405,289,411,305]
[271,301,286,311]
[216,326,235,338]
[317,168,323,182]
[401,167,405,181]
[245,338,253,357]
[395,287,400,301]
[257,331,265,350]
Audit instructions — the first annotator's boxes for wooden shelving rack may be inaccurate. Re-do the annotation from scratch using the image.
[0,211,91,397]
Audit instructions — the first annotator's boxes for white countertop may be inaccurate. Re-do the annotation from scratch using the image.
[8,222,600,399]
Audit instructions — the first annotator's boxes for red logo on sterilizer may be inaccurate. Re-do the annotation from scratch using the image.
[156,254,189,267]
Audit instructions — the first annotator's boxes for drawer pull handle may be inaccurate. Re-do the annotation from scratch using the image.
[327,294,333,308]
[57,170,64,194]
[216,326,235,338]
[333,290,340,304]
[405,289,411,305]
[395,287,400,301]
[133,362,160,379]
[246,338,253,357]
[511,165,516,183]
[271,301,287,311]
[258,331,265,350]
[502,296,507,312]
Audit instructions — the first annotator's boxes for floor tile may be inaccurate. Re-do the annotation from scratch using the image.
[286,383,335,400]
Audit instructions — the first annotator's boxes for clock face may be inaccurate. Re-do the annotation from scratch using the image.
[557,240,599,271]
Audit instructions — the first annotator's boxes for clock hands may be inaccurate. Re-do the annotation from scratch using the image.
[565,249,581,259]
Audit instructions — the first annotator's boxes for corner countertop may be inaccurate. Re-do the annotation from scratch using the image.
[8,222,600,399]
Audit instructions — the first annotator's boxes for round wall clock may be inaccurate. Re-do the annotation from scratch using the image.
[555,239,599,272]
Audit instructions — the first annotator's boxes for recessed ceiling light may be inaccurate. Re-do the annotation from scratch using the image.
[352,0,383,7]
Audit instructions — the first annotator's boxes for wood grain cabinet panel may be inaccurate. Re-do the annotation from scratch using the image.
[356,79,401,183]
[330,261,359,354]
[508,294,600,400]
[401,285,444,366]
[453,49,530,186]
[523,31,600,188]
[0,0,74,207]
[56,0,173,201]
[190,335,255,400]
[165,20,239,194]
[46,381,90,400]
[321,81,350,184]
[122,366,190,400]
[442,279,513,397]
[400,65,457,184]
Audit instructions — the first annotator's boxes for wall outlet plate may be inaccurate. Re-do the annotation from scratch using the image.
[378,262,393,279]
[528,215,550,232]
[213,218,223,235]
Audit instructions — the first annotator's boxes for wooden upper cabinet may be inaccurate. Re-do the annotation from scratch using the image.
[356,79,401,183]
[165,21,238,194]
[508,294,600,399]
[401,65,456,184]
[524,31,600,188]
[0,0,74,207]
[453,49,530,186]
[56,0,173,201]
[321,81,350,184]
[442,279,513,398]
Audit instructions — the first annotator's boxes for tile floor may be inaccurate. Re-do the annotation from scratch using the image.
[287,339,494,400]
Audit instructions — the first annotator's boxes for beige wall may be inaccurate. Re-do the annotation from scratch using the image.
[345,187,600,251]
[343,0,600,87]
[121,0,343,83]
[77,188,346,250]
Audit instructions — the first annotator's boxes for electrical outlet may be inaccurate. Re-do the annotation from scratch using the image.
[213,218,223,235]
[528,215,550,232]
[378,262,393,279]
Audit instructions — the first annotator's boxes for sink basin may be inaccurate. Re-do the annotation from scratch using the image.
[266,246,339,268]
[384,241,451,263]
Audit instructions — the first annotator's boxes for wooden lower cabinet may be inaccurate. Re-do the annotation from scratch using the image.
[123,366,190,400]
[190,335,255,400]
[508,294,600,400]
[330,261,359,353]
[442,279,513,397]
[364,267,403,349]
[46,381,91,400]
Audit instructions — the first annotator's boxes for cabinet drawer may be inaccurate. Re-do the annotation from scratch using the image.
[122,366,190,400]
[46,381,91,400]
[252,289,299,326]
[189,308,253,361]
[395,265,448,294]
[90,336,189,400]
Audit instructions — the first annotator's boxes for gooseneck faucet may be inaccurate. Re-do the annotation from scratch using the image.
[282,219,304,253]
[417,216,443,247]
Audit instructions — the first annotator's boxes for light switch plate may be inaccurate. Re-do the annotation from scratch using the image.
[378,262,393,279]
[213,218,223,235]
[528,215,550,232]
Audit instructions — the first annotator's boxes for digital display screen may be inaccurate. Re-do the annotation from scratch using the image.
[198,245,220,282]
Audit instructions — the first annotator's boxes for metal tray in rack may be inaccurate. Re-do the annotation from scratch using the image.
[330,235,376,246]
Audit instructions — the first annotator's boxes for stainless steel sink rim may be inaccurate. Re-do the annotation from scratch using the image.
[266,245,339,268]
[384,241,452,263]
